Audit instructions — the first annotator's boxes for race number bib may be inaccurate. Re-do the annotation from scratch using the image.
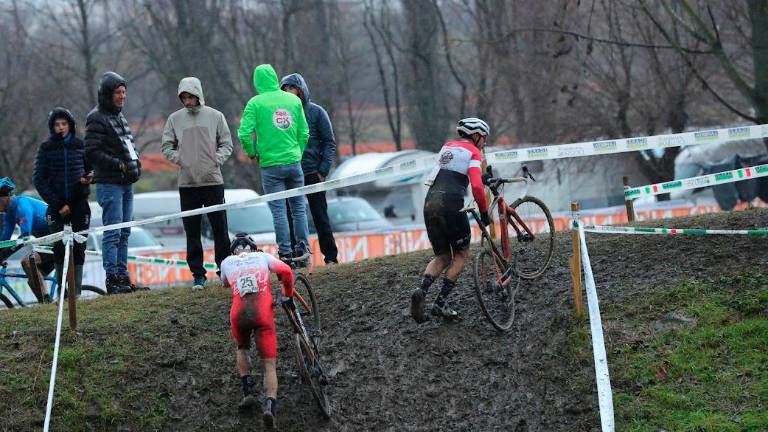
[122,136,139,160]
[236,273,260,297]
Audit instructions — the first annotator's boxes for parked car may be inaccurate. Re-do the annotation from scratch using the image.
[85,226,164,255]
[319,196,393,233]
[131,189,260,249]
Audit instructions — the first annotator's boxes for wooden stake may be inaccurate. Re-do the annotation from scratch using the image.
[623,176,635,222]
[570,202,584,318]
[67,243,77,331]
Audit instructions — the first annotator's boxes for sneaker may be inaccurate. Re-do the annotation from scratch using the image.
[410,288,427,324]
[262,398,276,430]
[293,244,311,268]
[431,299,460,320]
[192,276,206,291]
[324,258,339,265]
[278,253,293,267]
[119,275,150,292]
[106,274,131,295]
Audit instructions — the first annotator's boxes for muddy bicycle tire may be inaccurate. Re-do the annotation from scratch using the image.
[473,249,518,331]
[294,333,332,418]
[509,196,555,280]
[294,273,320,348]
[82,285,107,296]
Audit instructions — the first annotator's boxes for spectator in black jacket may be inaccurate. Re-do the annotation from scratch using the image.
[33,107,93,298]
[85,71,141,294]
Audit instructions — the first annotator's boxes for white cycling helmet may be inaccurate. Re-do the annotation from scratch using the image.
[457,117,490,138]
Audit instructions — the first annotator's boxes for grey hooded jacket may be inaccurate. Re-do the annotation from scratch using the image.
[279,73,336,177]
[162,77,234,187]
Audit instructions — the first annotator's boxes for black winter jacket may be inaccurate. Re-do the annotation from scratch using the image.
[33,108,92,213]
[85,72,141,184]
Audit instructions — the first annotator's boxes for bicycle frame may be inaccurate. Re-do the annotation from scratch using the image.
[0,262,58,307]
[485,179,538,260]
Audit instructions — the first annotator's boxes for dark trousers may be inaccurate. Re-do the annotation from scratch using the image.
[289,173,338,262]
[47,199,91,266]
[179,185,230,278]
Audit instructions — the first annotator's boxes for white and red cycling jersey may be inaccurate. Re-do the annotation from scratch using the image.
[427,140,488,212]
[220,252,294,358]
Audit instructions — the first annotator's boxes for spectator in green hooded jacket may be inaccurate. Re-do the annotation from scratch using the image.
[237,64,310,265]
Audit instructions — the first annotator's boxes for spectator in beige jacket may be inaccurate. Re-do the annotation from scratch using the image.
[162,77,233,289]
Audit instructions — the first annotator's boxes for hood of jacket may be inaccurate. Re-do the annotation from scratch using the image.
[279,73,311,106]
[97,71,127,114]
[253,64,280,94]
[177,77,206,111]
[47,107,76,139]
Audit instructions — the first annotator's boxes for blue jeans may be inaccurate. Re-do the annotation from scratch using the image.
[261,162,309,256]
[96,183,133,277]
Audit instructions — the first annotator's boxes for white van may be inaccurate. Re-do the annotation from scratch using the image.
[132,189,264,249]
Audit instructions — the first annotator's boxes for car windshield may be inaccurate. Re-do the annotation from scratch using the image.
[227,205,274,234]
[329,199,382,225]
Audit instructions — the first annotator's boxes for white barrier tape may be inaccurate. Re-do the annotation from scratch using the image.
[584,225,768,236]
[4,124,764,252]
[72,155,437,239]
[487,124,768,165]
[0,156,436,251]
[34,246,218,271]
[625,164,768,199]
[43,231,72,432]
[577,222,615,432]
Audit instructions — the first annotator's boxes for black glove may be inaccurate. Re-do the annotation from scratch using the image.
[480,211,491,226]
[481,173,492,186]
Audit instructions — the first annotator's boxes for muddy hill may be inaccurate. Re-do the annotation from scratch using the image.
[2,209,768,431]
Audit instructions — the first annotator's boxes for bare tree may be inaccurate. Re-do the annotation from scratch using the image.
[640,0,768,137]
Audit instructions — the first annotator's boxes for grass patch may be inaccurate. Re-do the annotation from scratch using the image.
[594,273,768,431]
[0,286,231,431]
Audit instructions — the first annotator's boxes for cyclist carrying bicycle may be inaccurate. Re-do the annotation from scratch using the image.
[410,118,491,323]
[220,233,294,430]
[0,177,56,303]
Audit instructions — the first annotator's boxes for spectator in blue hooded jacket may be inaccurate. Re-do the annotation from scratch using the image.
[34,107,93,299]
[279,73,339,264]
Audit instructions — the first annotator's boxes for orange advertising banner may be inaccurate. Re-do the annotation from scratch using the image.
[128,201,759,287]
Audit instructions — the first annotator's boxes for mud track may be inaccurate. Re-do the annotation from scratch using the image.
[126,209,768,431]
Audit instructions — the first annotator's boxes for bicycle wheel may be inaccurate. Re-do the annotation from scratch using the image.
[473,249,518,331]
[509,196,555,280]
[82,285,107,296]
[294,333,332,418]
[293,273,320,347]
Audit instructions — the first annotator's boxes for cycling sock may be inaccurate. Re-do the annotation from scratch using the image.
[266,397,277,414]
[439,278,456,298]
[420,274,435,292]
[434,278,457,307]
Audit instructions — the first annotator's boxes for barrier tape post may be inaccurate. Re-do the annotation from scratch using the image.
[569,202,584,318]
[578,222,615,432]
[622,176,635,222]
[66,230,76,330]
[43,233,72,432]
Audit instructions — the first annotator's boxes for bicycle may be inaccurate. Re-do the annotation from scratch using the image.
[463,166,555,331]
[0,256,106,308]
[281,271,331,419]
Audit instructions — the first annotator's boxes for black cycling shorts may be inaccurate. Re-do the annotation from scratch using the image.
[424,192,471,256]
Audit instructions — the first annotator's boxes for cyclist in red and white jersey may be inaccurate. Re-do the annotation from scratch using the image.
[410,117,491,323]
[220,233,294,429]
